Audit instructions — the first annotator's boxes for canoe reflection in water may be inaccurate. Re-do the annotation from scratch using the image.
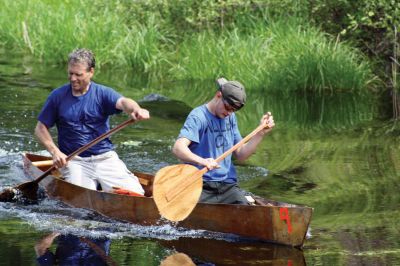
[34,232,116,266]
[160,236,306,266]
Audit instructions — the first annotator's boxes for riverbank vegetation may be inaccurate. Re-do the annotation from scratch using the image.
[1,0,390,94]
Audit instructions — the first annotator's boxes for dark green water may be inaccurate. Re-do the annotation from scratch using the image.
[0,51,399,265]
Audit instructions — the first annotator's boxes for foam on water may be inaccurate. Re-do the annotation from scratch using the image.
[0,196,230,242]
[0,148,22,160]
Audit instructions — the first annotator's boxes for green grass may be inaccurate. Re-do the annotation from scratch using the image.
[0,1,378,94]
[173,20,378,94]
[0,1,169,74]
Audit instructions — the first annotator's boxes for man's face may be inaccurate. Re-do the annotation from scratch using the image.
[216,96,236,119]
[68,62,93,93]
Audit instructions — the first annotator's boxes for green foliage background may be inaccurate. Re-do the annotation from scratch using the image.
[0,0,397,94]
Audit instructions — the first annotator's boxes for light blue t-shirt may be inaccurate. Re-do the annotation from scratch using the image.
[178,104,243,183]
[38,82,122,157]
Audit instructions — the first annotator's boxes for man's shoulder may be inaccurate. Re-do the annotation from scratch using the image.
[91,82,114,91]
[55,83,70,90]
[183,105,210,129]
[49,83,70,98]
[90,82,120,96]
[189,105,207,118]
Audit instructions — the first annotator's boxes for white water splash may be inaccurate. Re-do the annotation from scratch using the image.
[0,198,227,241]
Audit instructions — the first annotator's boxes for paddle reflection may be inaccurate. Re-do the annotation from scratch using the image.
[160,237,306,266]
[35,232,116,266]
[160,252,195,266]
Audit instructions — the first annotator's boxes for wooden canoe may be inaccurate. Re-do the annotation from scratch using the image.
[23,153,313,247]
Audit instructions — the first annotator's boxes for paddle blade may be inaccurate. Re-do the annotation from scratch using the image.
[0,181,38,202]
[153,164,203,222]
[0,187,16,202]
[16,181,39,201]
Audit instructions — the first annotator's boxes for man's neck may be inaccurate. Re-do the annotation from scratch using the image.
[206,99,217,116]
[72,83,91,96]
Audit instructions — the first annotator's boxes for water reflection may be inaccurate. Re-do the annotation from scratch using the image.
[33,232,306,266]
[35,232,115,266]
[153,80,378,131]
[160,237,305,266]
[160,252,195,266]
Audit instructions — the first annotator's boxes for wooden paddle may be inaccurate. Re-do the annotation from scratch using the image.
[0,118,135,202]
[31,160,53,167]
[153,123,268,222]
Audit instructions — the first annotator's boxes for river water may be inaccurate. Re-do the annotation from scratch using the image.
[0,51,399,265]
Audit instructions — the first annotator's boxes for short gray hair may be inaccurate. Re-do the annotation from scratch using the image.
[68,48,96,70]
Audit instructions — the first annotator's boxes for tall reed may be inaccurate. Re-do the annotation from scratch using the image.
[172,20,378,93]
[0,1,169,74]
[264,21,378,94]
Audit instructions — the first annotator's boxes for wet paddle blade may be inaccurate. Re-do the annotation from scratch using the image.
[16,181,39,201]
[153,164,203,222]
[0,181,38,202]
[0,187,16,202]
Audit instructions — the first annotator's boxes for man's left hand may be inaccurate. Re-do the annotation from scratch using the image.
[260,112,275,135]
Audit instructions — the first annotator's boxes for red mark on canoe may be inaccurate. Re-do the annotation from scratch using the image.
[279,207,292,234]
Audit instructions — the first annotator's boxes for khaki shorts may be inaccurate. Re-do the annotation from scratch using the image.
[60,151,144,195]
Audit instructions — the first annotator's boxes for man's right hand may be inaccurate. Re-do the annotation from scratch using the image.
[201,158,219,170]
[35,121,67,168]
[51,150,68,168]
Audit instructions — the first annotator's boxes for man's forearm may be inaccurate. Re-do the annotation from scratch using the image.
[173,139,205,166]
[34,122,59,155]
[117,97,141,114]
[173,145,201,165]
[235,134,264,162]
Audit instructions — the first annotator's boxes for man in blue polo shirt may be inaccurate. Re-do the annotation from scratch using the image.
[172,78,275,204]
[35,48,148,195]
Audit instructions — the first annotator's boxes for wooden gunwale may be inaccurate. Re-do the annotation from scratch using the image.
[22,153,313,247]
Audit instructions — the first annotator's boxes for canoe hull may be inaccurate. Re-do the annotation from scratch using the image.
[23,153,313,247]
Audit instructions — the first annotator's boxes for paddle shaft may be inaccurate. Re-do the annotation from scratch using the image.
[166,123,267,202]
[32,118,135,184]
[32,160,53,167]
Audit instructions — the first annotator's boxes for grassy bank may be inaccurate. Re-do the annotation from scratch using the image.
[173,20,377,93]
[0,0,378,93]
[0,1,169,74]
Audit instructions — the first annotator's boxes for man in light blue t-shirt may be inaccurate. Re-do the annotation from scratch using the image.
[172,78,275,204]
[35,48,149,195]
